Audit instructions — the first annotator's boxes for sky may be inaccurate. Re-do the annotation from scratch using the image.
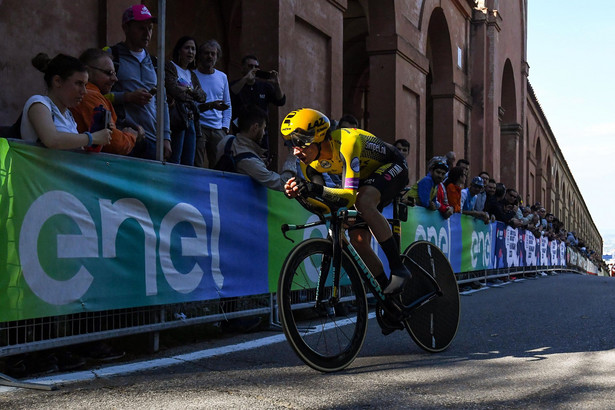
[527,1,615,257]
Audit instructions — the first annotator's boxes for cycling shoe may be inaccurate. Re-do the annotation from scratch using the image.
[383,266,412,295]
[377,308,405,335]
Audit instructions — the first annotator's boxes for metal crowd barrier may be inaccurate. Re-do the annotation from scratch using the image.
[1,262,593,362]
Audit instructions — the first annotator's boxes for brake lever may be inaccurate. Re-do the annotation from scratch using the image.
[281,224,295,243]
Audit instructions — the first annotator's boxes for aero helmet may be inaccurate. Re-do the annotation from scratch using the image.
[281,108,330,148]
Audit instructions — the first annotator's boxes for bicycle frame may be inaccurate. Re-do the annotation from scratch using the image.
[281,203,442,321]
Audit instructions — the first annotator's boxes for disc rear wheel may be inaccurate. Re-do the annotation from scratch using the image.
[401,240,460,352]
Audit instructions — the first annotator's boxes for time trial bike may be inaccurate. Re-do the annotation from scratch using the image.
[277,192,460,372]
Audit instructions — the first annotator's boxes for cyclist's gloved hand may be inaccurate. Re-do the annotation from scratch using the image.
[295,180,324,199]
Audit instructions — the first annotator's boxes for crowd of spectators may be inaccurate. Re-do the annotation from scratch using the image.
[406,151,601,269]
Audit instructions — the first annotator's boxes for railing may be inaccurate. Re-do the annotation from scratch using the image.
[0,138,602,362]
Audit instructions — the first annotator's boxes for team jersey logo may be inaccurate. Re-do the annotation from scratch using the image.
[351,157,360,172]
[320,160,332,169]
[364,141,386,155]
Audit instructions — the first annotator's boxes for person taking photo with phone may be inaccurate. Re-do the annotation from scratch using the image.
[70,48,143,156]
[230,54,286,163]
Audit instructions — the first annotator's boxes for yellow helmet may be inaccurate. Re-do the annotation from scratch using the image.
[280,108,330,148]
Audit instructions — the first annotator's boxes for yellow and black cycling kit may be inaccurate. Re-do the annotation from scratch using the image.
[301,128,408,211]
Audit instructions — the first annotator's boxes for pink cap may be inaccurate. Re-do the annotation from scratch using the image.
[122,4,157,24]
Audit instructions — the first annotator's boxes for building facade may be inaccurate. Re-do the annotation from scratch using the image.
[0,0,602,252]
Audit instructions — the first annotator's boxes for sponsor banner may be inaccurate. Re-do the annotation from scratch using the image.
[0,140,587,322]
[460,214,493,272]
[0,140,270,322]
[522,230,539,267]
[400,206,459,272]
[266,190,316,292]
[540,235,550,266]
[559,242,567,266]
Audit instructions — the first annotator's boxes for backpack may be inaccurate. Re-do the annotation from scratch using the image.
[215,136,259,172]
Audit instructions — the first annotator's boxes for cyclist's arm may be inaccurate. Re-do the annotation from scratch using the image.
[304,164,326,185]
[317,135,362,207]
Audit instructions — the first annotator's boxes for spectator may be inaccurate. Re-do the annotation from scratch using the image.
[426,154,446,173]
[108,4,171,160]
[193,39,232,168]
[405,158,453,218]
[456,158,470,179]
[21,53,111,149]
[215,105,295,191]
[519,205,533,226]
[445,151,456,170]
[492,188,524,228]
[537,207,548,232]
[165,36,207,165]
[461,176,490,223]
[444,166,466,213]
[338,114,359,129]
[483,178,498,215]
[394,139,410,158]
[567,230,579,246]
[230,54,286,160]
[474,171,490,212]
[70,48,140,155]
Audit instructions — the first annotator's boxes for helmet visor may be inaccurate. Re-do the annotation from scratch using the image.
[289,128,316,148]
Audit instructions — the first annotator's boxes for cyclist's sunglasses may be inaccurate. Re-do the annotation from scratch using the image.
[289,128,315,148]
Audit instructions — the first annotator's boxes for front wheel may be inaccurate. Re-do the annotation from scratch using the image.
[277,238,368,372]
[401,240,460,352]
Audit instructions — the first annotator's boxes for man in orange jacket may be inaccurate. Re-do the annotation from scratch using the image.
[70,48,143,155]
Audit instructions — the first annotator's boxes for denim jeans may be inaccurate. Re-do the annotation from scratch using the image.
[169,120,196,166]
[130,137,157,160]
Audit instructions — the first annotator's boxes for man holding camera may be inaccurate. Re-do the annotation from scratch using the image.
[230,54,286,162]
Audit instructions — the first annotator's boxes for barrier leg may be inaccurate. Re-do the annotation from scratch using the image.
[268,293,282,331]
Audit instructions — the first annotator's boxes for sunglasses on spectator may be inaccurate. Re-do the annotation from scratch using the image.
[89,66,117,77]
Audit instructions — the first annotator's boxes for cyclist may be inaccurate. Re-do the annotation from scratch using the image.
[282,108,411,295]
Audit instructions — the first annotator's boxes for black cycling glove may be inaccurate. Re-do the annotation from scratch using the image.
[294,180,324,199]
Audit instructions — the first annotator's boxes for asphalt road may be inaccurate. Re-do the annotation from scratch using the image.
[2,272,615,409]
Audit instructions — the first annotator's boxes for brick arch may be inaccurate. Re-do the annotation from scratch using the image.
[534,136,543,204]
[554,170,560,216]
[425,7,454,162]
[546,156,553,211]
[499,59,521,189]
[341,0,370,127]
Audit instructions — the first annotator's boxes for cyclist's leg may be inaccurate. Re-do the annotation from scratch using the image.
[356,162,410,294]
[348,225,388,288]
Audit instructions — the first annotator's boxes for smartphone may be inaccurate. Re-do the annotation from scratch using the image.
[255,70,272,80]
[105,110,112,129]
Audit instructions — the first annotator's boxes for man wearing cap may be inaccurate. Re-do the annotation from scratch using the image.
[107,4,171,160]
[461,176,490,223]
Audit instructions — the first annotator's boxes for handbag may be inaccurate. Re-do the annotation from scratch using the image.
[169,100,189,131]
